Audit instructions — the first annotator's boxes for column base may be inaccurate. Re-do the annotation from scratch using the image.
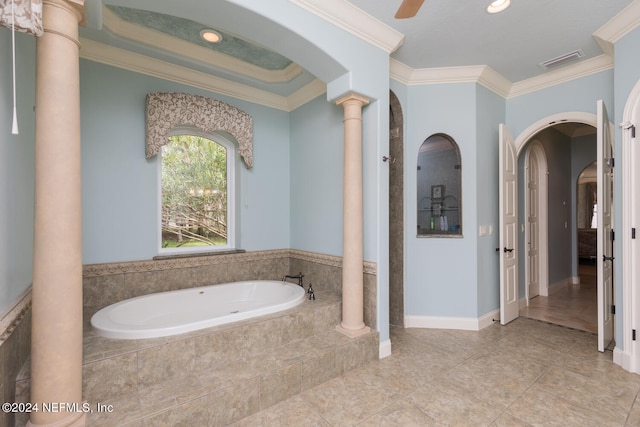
[336,323,371,338]
[27,412,86,427]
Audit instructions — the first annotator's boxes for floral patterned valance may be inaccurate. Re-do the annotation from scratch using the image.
[145,92,253,168]
[0,0,43,36]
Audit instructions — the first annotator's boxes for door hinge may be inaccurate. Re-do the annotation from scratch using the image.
[607,158,615,168]
[621,123,636,138]
[633,329,637,341]
[633,228,636,239]
[611,305,616,315]
[611,230,615,241]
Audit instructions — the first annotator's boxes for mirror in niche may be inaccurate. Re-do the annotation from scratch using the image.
[417,133,462,237]
[577,161,597,263]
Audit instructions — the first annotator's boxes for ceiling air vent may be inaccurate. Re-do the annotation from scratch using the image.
[538,49,584,70]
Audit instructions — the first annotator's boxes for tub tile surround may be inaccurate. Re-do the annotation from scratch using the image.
[80,294,377,426]
[15,290,377,426]
[83,249,375,311]
[8,249,378,426]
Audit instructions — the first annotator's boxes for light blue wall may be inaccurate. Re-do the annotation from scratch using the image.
[476,85,505,316]
[0,30,36,314]
[80,60,291,264]
[289,95,344,256]
[506,71,614,140]
[404,82,479,318]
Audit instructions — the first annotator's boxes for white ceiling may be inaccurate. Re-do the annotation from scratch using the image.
[78,0,638,110]
[349,0,634,83]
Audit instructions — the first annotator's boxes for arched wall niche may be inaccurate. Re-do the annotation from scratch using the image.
[416,133,462,237]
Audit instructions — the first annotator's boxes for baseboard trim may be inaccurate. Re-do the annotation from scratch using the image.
[405,309,500,331]
[379,339,392,359]
[613,346,630,371]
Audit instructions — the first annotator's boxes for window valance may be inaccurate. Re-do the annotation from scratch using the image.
[145,92,253,168]
[0,0,43,36]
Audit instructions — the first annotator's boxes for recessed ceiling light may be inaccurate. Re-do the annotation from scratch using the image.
[487,0,510,13]
[200,29,222,43]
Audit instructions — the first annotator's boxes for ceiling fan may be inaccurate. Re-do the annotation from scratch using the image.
[395,0,424,19]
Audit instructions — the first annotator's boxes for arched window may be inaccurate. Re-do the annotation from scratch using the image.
[159,130,236,253]
[417,133,462,237]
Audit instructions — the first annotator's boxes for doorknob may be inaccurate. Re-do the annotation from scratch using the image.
[504,247,514,253]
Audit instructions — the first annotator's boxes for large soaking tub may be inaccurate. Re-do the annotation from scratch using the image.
[91,280,306,339]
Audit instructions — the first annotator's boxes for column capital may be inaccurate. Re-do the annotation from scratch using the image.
[335,92,370,108]
[44,0,86,26]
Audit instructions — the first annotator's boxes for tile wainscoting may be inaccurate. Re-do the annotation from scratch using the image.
[0,289,31,427]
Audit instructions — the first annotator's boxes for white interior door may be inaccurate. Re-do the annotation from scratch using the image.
[527,149,540,299]
[597,99,614,352]
[500,124,519,325]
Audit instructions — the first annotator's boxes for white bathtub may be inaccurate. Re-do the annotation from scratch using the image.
[90,280,306,339]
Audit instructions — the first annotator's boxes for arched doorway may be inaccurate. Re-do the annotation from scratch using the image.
[515,118,604,338]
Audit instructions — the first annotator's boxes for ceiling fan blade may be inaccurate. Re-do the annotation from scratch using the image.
[394,0,425,19]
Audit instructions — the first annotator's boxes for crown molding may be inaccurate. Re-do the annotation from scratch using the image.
[388,59,413,85]
[80,38,324,111]
[390,59,512,97]
[102,6,303,84]
[593,0,640,56]
[477,66,513,98]
[391,53,613,99]
[509,54,613,98]
[289,0,405,54]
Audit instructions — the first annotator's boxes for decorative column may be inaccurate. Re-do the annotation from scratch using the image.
[335,93,371,338]
[29,1,86,426]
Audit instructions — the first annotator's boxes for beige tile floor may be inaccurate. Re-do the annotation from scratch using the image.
[232,317,640,426]
[521,264,597,333]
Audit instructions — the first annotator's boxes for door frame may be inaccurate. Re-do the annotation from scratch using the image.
[620,79,640,373]
[597,100,615,353]
[515,113,597,302]
[524,140,549,301]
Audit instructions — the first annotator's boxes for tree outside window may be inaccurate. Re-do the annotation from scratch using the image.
[161,134,229,249]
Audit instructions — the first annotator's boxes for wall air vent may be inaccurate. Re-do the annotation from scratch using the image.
[538,49,584,70]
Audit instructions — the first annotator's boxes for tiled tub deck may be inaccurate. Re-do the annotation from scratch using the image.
[16,291,378,426]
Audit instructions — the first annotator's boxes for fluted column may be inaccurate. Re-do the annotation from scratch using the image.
[335,93,371,338]
[29,1,86,426]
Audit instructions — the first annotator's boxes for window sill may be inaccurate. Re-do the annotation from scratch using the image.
[153,249,246,261]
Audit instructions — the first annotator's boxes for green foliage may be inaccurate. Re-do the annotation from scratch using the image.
[161,135,228,246]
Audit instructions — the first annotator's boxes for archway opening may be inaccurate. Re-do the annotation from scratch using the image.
[518,122,597,333]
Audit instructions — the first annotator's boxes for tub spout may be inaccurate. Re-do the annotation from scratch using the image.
[282,272,304,287]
